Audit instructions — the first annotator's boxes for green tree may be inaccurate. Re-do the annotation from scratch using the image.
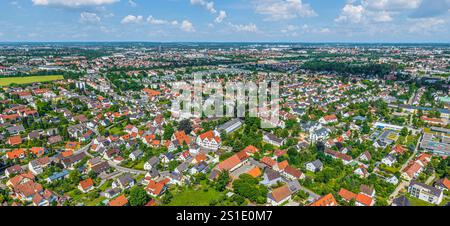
[215,171,230,192]
[129,186,149,206]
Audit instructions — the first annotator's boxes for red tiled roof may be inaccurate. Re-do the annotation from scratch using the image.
[109,195,128,206]
[173,131,191,145]
[356,193,373,206]
[242,145,259,154]
[199,130,221,143]
[6,148,27,159]
[277,160,289,171]
[216,154,242,171]
[8,136,22,146]
[260,157,277,167]
[79,178,94,190]
[310,194,338,206]
[246,167,261,178]
[338,188,357,202]
[283,165,302,179]
[271,185,291,203]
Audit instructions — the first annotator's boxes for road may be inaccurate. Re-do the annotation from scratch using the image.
[425,173,436,185]
[295,182,320,200]
[81,124,146,175]
[388,181,409,202]
[388,132,422,204]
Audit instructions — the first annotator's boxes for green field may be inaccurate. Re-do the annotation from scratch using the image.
[167,185,224,206]
[0,75,64,86]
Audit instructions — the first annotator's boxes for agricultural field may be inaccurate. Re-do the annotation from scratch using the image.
[0,75,64,86]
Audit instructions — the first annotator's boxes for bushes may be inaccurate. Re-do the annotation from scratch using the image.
[232,174,268,204]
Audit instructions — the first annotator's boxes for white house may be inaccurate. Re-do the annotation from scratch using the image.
[386,175,399,185]
[382,154,397,167]
[408,181,443,205]
[305,160,323,173]
[196,130,221,150]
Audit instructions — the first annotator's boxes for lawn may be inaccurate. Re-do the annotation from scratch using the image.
[168,185,224,206]
[406,195,436,206]
[0,75,64,86]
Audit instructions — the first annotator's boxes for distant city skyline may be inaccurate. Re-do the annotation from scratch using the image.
[0,0,449,43]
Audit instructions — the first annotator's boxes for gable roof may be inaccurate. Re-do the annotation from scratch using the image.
[246,167,261,178]
[338,188,357,202]
[109,195,128,206]
[283,165,302,179]
[270,185,291,203]
[216,154,242,171]
[261,156,277,167]
[356,193,373,206]
[79,178,94,190]
[310,193,338,206]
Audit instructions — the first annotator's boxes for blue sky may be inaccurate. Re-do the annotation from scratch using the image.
[0,0,449,42]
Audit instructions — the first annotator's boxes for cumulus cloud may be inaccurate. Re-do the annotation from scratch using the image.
[408,17,446,33]
[190,0,216,14]
[121,15,144,24]
[370,10,393,22]
[254,0,317,21]
[335,4,366,23]
[215,10,227,23]
[180,20,195,32]
[147,16,170,25]
[362,0,421,11]
[32,0,119,7]
[80,12,101,23]
[229,23,258,32]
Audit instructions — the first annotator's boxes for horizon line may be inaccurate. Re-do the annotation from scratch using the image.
[1,41,450,45]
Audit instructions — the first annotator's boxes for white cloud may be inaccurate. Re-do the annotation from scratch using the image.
[362,0,422,11]
[229,23,258,32]
[32,0,118,7]
[371,10,393,22]
[147,16,170,25]
[190,0,217,14]
[254,0,317,21]
[281,25,298,33]
[335,4,366,23]
[180,20,195,32]
[121,15,144,24]
[80,12,101,23]
[408,17,446,33]
[215,10,227,23]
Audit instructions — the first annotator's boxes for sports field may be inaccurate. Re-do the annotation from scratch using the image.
[0,75,64,86]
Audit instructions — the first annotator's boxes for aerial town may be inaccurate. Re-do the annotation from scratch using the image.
[0,43,449,207]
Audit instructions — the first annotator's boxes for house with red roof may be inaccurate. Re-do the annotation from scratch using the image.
[78,178,94,193]
[338,188,357,202]
[108,195,129,206]
[260,156,277,168]
[146,179,169,196]
[214,153,248,173]
[267,185,292,206]
[310,193,338,206]
[6,148,27,160]
[434,178,450,191]
[7,135,22,146]
[320,114,338,124]
[196,130,221,150]
[355,193,374,206]
[172,130,191,146]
